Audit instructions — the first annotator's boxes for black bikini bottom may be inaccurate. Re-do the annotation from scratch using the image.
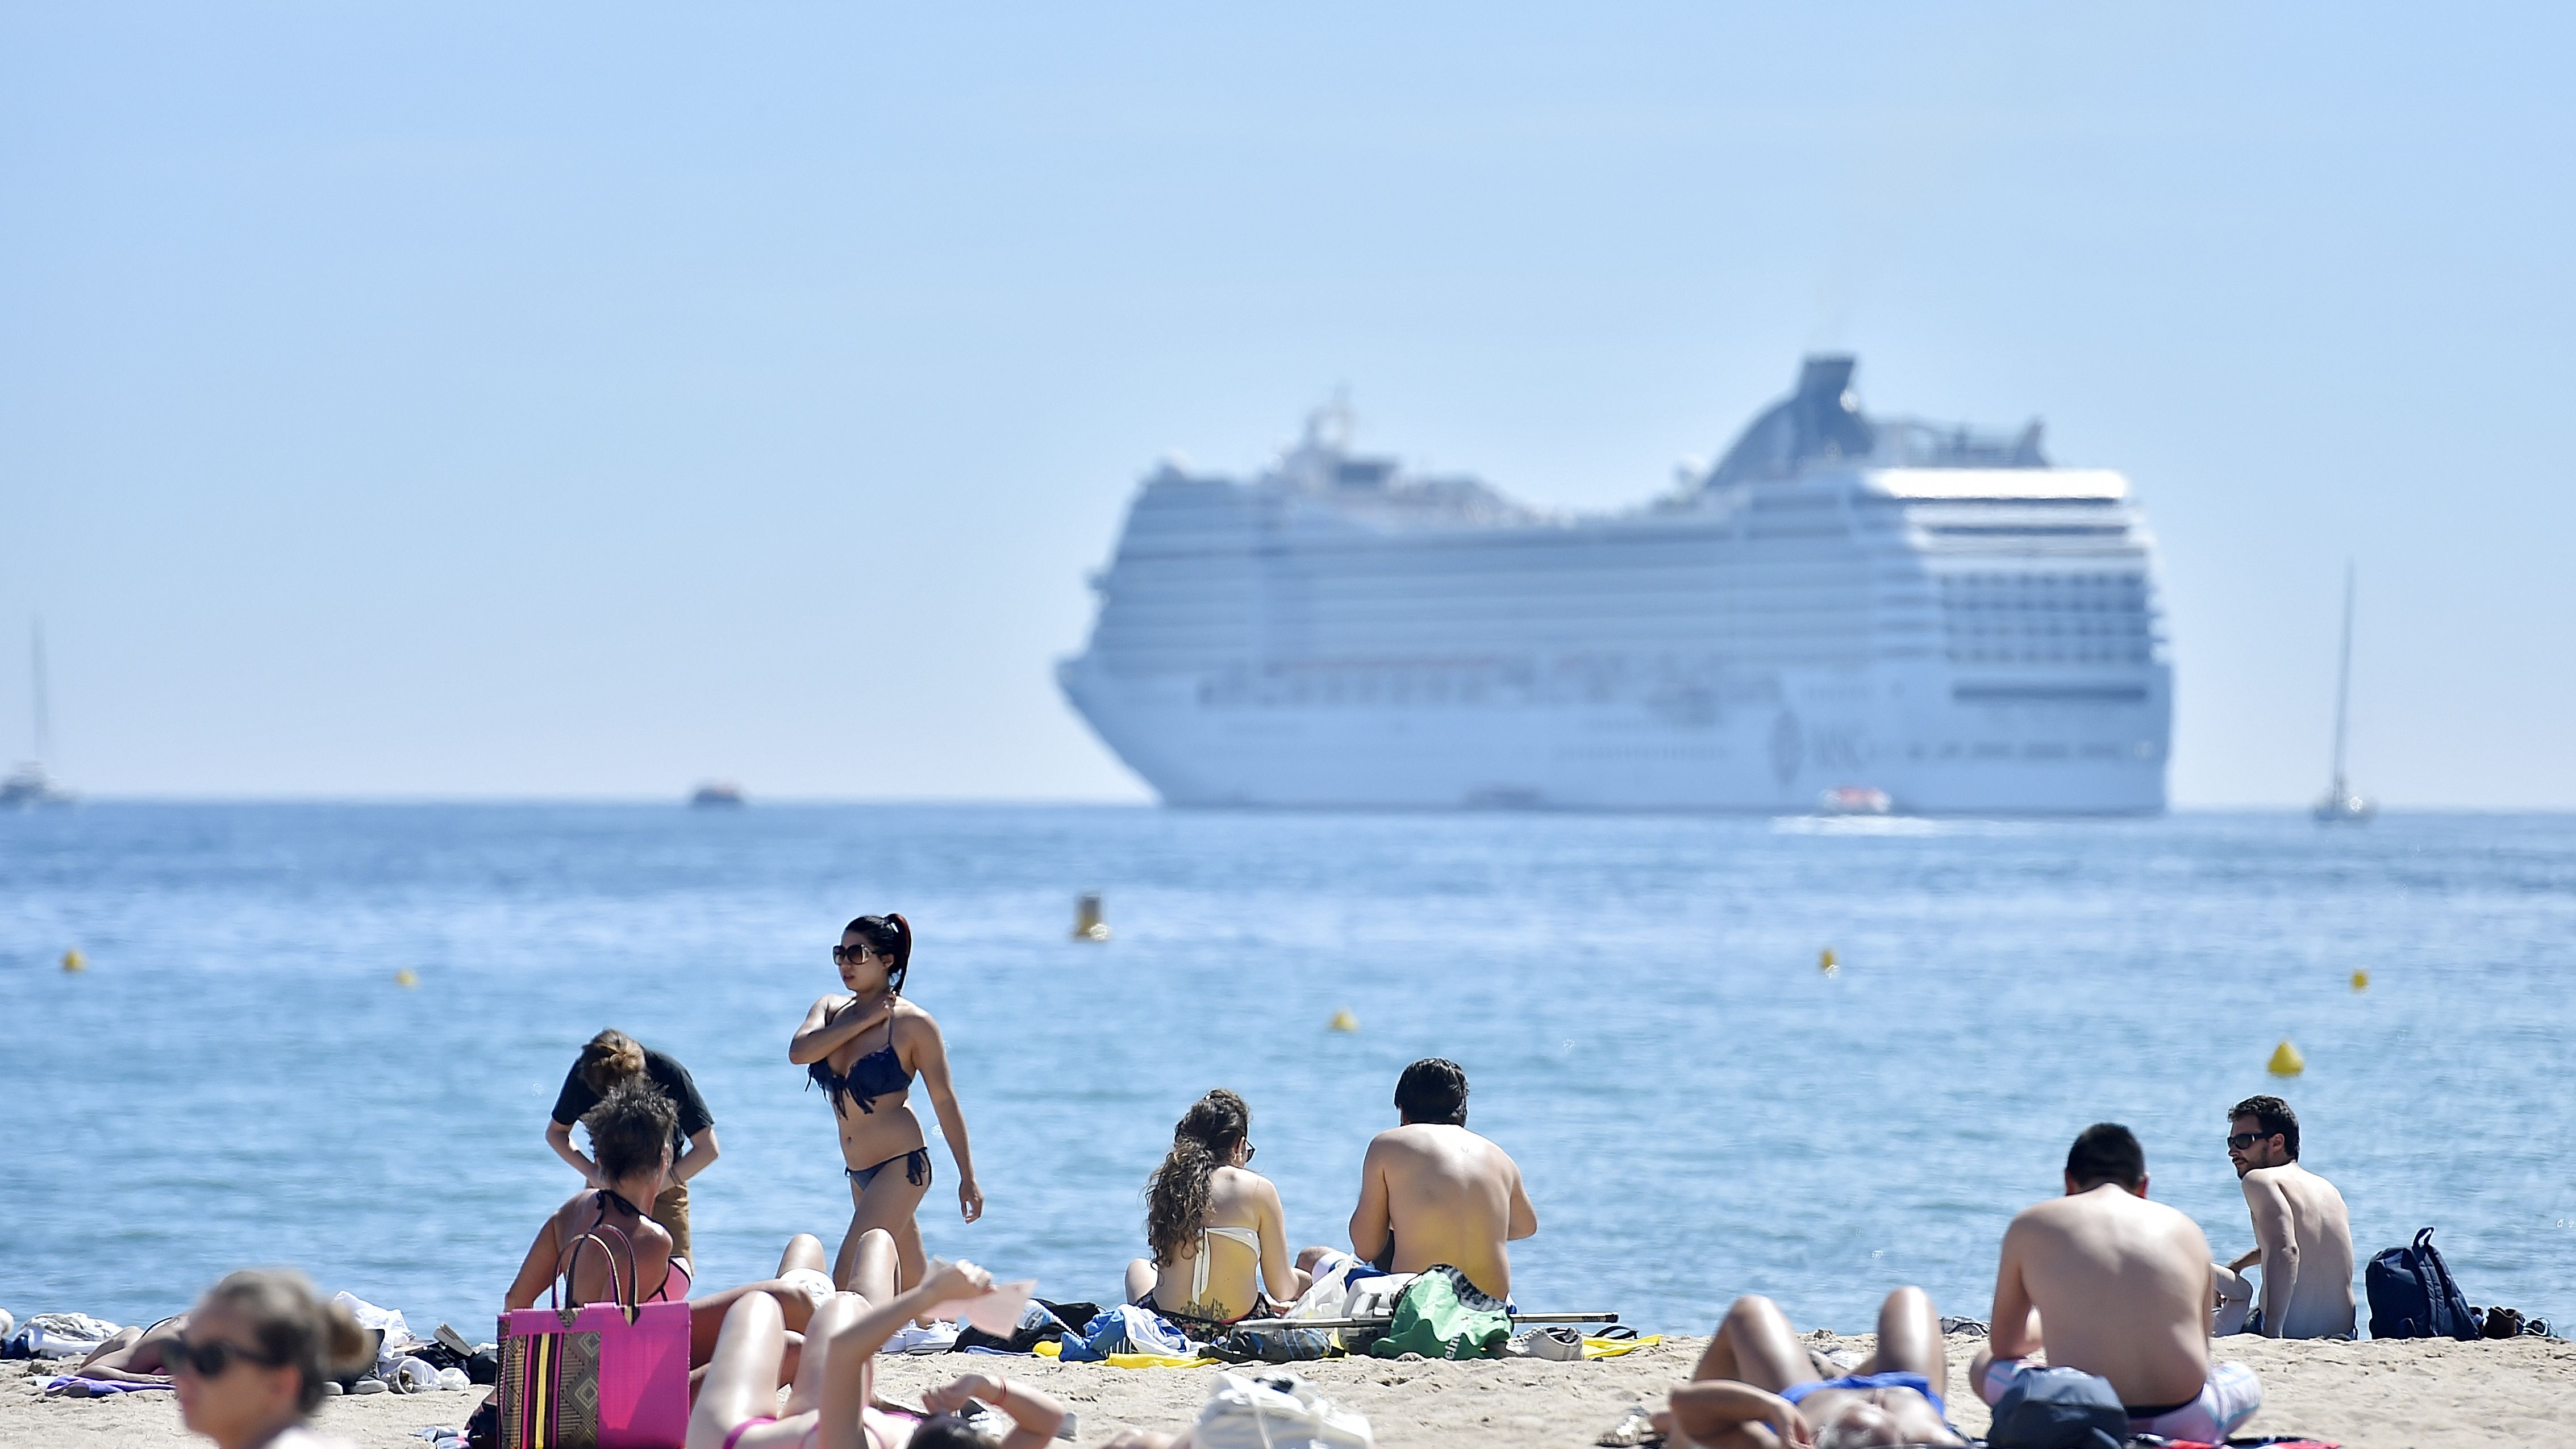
[845,1147,931,1190]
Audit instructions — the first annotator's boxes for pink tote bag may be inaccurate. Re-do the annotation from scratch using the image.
[497,1226,690,1449]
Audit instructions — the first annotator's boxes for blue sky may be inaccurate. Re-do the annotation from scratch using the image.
[3,3,2569,805]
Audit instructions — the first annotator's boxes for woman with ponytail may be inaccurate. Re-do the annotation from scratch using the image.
[170,1269,369,1449]
[790,913,985,1297]
[1123,1089,1310,1330]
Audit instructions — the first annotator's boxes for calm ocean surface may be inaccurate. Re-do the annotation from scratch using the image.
[3,805,2571,1339]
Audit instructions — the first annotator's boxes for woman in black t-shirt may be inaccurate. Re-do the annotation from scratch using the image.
[545,1029,720,1264]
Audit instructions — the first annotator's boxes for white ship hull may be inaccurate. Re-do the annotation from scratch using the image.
[1061,662,2168,813]
[1062,359,2173,814]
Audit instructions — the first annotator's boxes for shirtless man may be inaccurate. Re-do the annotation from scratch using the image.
[2212,1095,2356,1339]
[1970,1123,2261,1445]
[1320,1059,1536,1302]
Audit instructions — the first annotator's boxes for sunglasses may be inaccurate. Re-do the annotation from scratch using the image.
[169,1335,286,1378]
[2225,1132,2272,1151]
[832,945,877,964]
[1242,1143,1257,1163]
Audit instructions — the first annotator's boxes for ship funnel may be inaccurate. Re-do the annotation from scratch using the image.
[1707,354,1877,487]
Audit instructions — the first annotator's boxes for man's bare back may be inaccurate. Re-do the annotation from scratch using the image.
[2236,1162,2356,1338]
[1349,1123,1536,1300]
[1989,1184,2213,1406]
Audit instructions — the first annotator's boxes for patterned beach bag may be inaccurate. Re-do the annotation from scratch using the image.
[497,1226,690,1449]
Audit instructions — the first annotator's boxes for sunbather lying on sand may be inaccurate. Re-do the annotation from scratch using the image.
[72,1310,190,1384]
[1657,1287,1964,1448]
[505,1081,844,1371]
[688,1233,1066,1449]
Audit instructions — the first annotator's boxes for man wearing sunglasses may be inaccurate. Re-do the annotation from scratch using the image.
[2211,1096,2355,1339]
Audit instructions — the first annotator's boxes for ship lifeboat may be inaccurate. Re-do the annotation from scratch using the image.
[1817,786,1893,816]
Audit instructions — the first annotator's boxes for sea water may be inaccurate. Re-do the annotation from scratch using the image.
[2,805,2571,1340]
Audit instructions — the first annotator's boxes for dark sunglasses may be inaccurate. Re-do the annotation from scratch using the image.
[169,1335,286,1378]
[2225,1132,2271,1151]
[1242,1143,1257,1163]
[832,945,877,964]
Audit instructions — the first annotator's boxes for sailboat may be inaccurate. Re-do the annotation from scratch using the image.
[1,619,74,809]
[2311,565,2373,823]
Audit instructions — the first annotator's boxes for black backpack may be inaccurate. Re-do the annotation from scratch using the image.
[2366,1227,2480,1340]
[1986,1365,2128,1449]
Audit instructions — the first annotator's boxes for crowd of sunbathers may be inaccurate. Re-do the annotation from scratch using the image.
[116,911,2361,1449]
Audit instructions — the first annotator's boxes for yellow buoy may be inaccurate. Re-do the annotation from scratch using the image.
[1819,948,1838,976]
[1328,1009,1359,1033]
[394,968,419,988]
[2267,1039,2305,1076]
[61,948,86,973]
[1071,892,1111,942]
[2350,969,2369,992]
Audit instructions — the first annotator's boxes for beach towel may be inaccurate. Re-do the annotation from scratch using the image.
[43,1375,174,1397]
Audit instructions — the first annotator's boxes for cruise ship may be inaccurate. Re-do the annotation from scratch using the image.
[1057,357,2170,813]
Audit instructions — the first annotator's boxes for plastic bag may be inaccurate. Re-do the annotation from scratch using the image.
[1190,1371,1373,1449]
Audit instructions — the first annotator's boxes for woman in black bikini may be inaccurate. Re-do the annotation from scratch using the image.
[789,913,985,1296]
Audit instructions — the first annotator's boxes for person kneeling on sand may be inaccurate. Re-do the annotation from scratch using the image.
[1971,1123,2261,1443]
[506,1082,844,1371]
[1303,1058,1536,1303]
[1656,1287,1965,1449]
[172,1269,370,1449]
[2212,1094,2356,1339]
[689,1238,1069,1449]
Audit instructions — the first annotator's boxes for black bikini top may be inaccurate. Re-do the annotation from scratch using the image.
[807,1002,913,1117]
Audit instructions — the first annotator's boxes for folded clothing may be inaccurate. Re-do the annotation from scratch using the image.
[7,1313,126,1360]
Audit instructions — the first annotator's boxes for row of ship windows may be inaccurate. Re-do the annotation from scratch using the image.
[1941,571,2143,591]
[1948,648,2153,665]
[1908,740,2162,761]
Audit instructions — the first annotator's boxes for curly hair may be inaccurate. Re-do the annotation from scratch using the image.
[845,914,914,996]
[1144,1089,1249,1267]
[199,1269,372,1414]
[585,1081,677,1184]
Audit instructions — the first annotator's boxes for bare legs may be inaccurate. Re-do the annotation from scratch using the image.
[1858,1285,1946,1383]
[1966,1307,2044,1396]
[836,1166,932,1295]
[685,1230,897,1449]
[1686,1294,1815,1390]
[685,1293,790,1449]
[1668,1289,1954,1448]
[687,1234,840,1368]
[1123,1259,1157,1306]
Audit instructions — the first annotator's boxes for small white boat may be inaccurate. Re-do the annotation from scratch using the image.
[2312,564,2373,825]
[689,781,745,809]
[3,621,72,810]
[1817,786,1893,816]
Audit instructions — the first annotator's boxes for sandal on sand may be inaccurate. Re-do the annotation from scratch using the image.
[1595,1405,1665,1446]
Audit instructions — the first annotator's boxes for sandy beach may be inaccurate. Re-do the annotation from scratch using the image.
[11,1330,2573,1449]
